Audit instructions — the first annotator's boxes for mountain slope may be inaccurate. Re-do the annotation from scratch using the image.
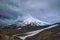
[16,16,50,27]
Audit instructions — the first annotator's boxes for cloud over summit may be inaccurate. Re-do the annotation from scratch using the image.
[0,0,60,26]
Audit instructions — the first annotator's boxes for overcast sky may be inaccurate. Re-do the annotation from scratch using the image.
[0,0,60,26]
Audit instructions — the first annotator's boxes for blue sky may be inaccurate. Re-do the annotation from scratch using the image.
[0,0,60,26]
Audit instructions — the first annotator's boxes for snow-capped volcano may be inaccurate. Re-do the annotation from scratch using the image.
[16,16,50,27]
[23,16,49,25]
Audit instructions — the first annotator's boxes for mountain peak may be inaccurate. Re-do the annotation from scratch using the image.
[23,16,40,24]
[16,16,50,27]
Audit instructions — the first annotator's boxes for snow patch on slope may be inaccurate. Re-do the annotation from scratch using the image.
[14,24,59,40]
